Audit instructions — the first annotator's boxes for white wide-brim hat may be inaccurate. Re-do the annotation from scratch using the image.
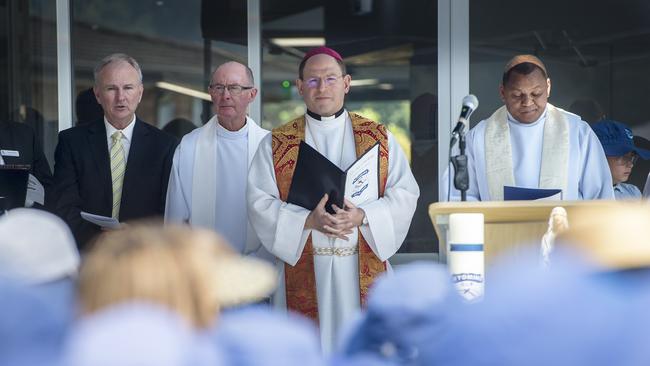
[0,208,80,284]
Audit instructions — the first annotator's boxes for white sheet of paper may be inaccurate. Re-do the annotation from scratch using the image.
[81,211,121,229]
[0,149,20,157]
[25,174,44,206]
[344,143,379,206]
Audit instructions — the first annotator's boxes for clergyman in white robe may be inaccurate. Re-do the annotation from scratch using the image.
[445,104,614,201]
[165,115,272,259]
[247,111,419,353]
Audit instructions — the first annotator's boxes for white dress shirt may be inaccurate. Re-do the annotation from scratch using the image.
[104,116,136,164]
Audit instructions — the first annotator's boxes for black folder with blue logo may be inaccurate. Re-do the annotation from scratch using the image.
[287,141,379,214]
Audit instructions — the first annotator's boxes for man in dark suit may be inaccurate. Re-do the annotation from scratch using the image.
[49,53,177,250]
[0,121,52,207]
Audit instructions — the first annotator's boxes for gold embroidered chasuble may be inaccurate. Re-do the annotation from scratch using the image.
[271,112,389,323]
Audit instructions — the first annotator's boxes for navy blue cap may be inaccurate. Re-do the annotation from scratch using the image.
[212,306,324,366]
[338,262,460,364]
[592,120,650,159]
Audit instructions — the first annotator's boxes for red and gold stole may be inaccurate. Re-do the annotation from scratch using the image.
[271,113,389,324]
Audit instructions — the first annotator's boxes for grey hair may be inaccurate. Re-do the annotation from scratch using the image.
[94,53,143,85]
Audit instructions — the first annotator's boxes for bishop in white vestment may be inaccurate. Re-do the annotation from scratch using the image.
[246,47,419,353]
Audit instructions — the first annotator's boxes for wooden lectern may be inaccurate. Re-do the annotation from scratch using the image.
[429,200,611,265]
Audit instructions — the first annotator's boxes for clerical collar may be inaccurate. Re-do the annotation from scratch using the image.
[306,107,345,121]
[216,118,248,139]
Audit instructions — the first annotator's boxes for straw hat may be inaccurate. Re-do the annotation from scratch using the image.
[174,227,277,308]
[211,247,278,308]
[79,224,277,324]
[558,201,650,269]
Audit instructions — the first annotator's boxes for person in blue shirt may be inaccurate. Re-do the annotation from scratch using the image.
[592,120,650,199]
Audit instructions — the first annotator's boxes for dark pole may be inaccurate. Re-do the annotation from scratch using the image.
[451,132,469,201]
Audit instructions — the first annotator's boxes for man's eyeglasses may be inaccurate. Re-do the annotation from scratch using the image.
[303,75,343,89]
[613,153,638,166]
[209,84,254,96]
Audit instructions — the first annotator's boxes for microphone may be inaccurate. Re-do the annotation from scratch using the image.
[450,94,479,147]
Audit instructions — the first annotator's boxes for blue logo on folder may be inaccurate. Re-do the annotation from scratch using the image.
[351,184,368,198]
[352,169,369,185]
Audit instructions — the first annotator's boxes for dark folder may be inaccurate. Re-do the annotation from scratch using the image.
[0,164,30,210]
[287,141,378,214]
[503,186,562,200]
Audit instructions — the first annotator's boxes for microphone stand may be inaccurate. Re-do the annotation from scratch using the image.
[450,131,469,201]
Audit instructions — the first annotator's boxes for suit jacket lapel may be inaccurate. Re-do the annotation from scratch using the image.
[87,120,113,214]
[120,119,148,216]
